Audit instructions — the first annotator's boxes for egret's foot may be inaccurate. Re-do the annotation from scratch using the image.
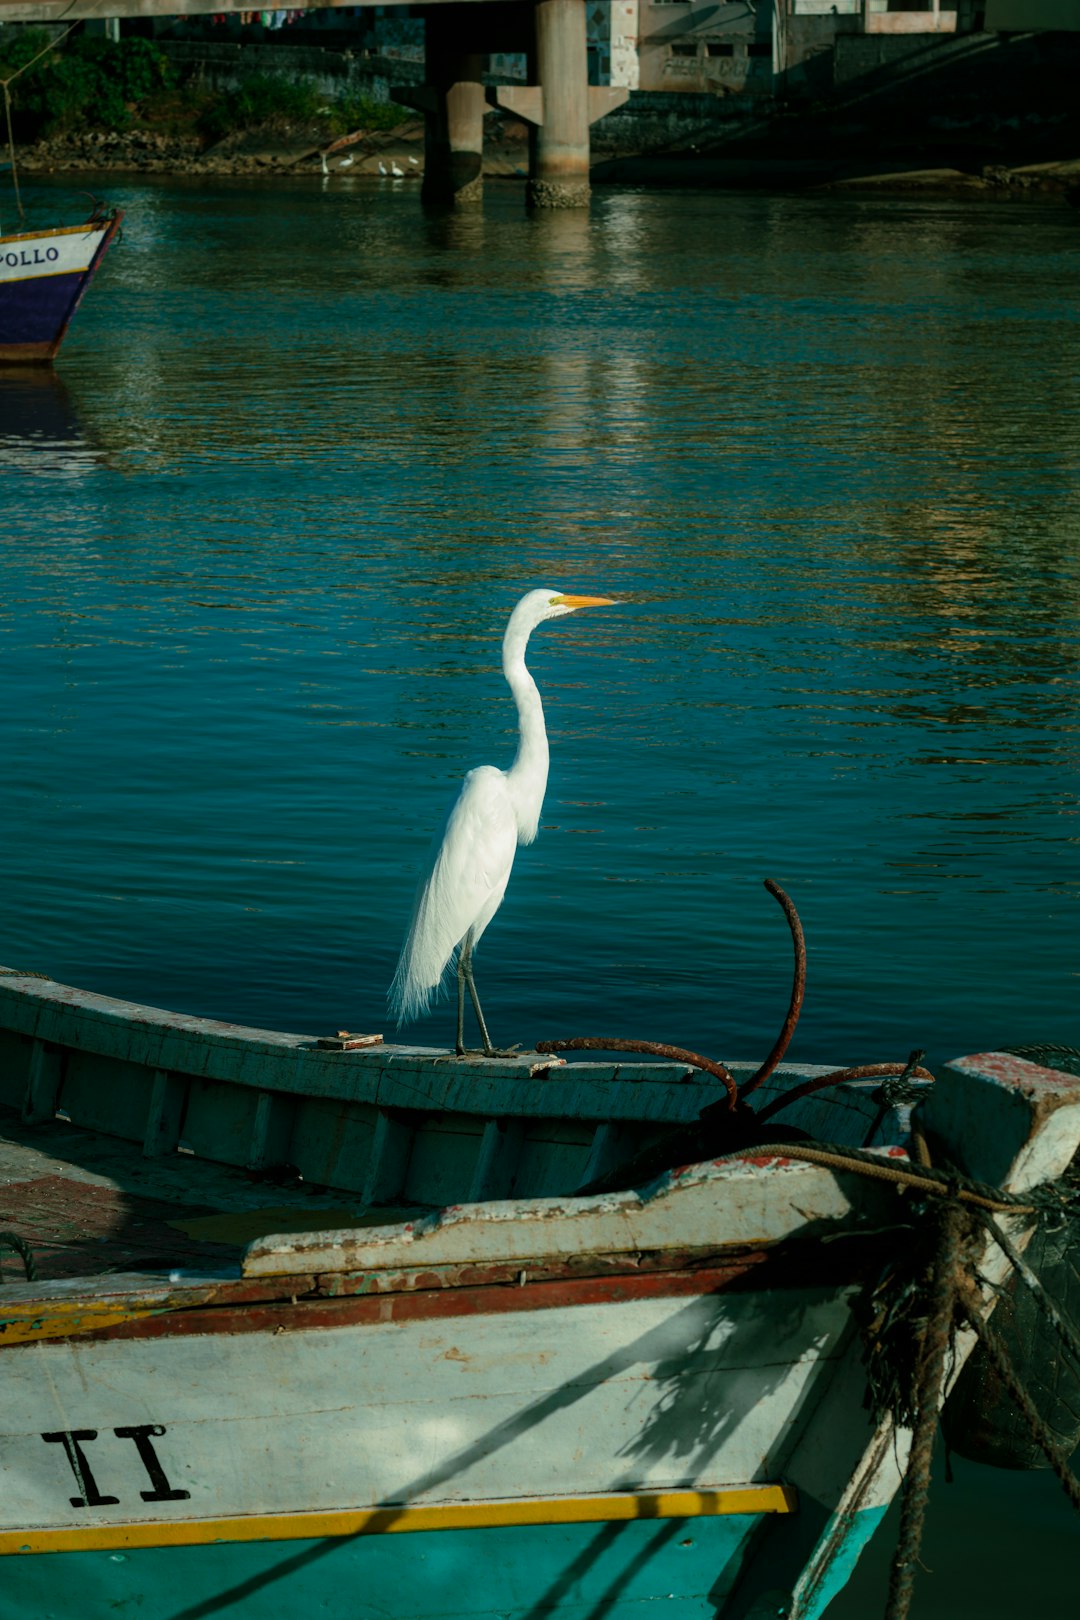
[452,1043,521,1060]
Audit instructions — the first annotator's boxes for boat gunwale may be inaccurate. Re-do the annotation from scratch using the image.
[0,968,846,1116]
[0,221,115,248]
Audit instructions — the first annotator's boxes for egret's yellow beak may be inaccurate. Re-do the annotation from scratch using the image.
[553,594,618,609]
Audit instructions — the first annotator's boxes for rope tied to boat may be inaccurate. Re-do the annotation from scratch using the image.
[882,1201,974,1620]
[853,1165,1080,1620]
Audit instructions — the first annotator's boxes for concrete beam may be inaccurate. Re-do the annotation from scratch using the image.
[489,85,630,129]
[0,0,485,19]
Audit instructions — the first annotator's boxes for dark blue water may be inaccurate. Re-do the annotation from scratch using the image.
[2,175,1078,1612]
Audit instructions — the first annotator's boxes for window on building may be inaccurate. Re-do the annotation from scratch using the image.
[746,42,772,57]
[706,42,735,57]
[670,42,699,56]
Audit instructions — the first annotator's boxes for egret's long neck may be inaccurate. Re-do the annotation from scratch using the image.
[503,617,549,838]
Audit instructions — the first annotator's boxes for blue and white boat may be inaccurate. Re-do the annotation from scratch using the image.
[0,211,122,363]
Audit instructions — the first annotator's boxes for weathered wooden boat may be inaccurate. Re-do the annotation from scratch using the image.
[0,965,1077,1619]
[0,211,122,364]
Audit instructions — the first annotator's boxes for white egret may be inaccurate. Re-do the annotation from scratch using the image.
[390,588,617,1055]
[390,160,405,178]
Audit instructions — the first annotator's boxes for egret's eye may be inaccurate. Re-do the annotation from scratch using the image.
[549,596,564,606]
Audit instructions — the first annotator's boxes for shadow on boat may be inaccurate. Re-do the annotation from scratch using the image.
[157,1281,826,1620]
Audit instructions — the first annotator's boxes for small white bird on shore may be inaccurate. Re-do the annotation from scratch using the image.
[339,154,354,170]
[408,156,419,167]
[378,160,388,176]
[390,160,404,178]
[320,153,329,176]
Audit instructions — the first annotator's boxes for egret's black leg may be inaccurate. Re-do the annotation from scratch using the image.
[459,929,495,1056]
[455,945,468,1056]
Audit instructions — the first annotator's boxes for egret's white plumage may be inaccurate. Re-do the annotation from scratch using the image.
[390,588,616,1050]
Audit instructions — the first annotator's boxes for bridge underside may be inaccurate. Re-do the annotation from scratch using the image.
[0,0,433,16]
[0,0,626,207]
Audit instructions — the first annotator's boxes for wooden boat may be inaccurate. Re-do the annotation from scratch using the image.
[0,965,1076,1619]
[0,211,122,364]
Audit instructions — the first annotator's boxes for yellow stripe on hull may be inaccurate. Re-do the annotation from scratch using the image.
[0,1305,166,1344]
[0,1485,796,1557]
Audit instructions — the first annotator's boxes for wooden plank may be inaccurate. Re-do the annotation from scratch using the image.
[0,1030,29,1110]
[244,1152,902,1278]
[21,1038,61,1124]
[403,1116,487,1207]
[468,1119,524,1202]
[362,1110,415,1207]
[181,1077,262,1167]
[142,1070,186,1158]
[246,1091,296,1173]
[580,1122,623,1189]
[289,1097,378,1193]
[53,1051,151,1143]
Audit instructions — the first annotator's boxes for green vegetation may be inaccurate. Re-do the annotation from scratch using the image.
[196,75,409,145]
[0,31,410,146]
[326,91,410,138]
[0,33,174,137]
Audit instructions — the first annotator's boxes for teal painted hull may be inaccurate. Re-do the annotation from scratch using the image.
[796,1504,889,1620]
[3,1516,764,1619]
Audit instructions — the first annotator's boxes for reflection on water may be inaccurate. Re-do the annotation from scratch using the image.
[0,174,1077,1616]
[0,368,100,480]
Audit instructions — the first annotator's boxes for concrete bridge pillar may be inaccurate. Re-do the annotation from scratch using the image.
[401,0,628,210]
[422,11,486,206]
[530,0,591,209]
[491,0,629,209]
[393,8,486,205]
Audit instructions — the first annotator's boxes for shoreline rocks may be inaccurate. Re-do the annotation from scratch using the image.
[14,128,1080,197]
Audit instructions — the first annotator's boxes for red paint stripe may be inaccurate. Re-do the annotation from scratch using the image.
[62,1234,886,1346]
[71,1260,768,1344]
